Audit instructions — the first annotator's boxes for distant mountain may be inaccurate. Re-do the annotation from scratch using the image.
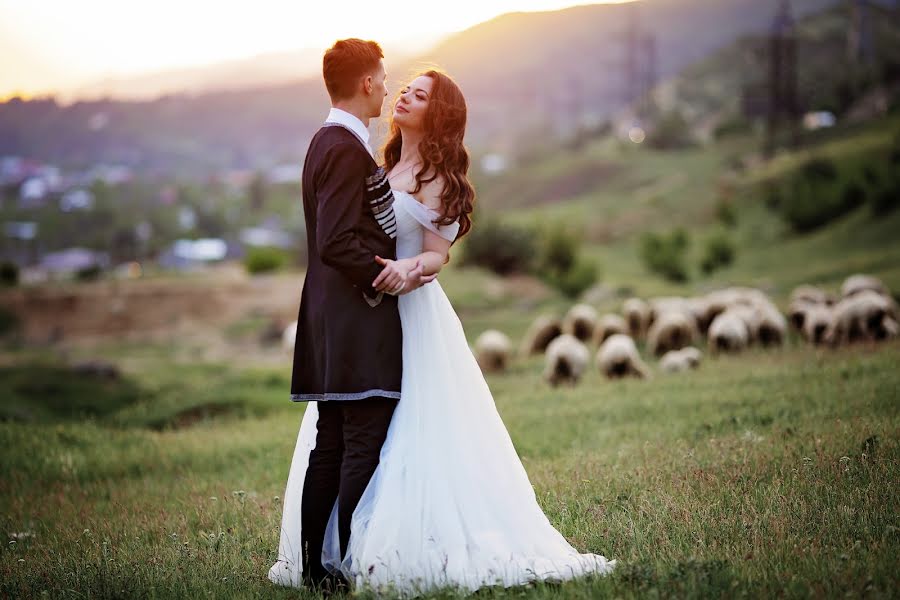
[68,49,326,101]
[0,0,839,176]
[65,38,433,101]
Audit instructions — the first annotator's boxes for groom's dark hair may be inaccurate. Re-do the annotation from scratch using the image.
[323,38,384,101]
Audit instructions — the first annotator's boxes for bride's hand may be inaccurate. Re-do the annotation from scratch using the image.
[373,256,410,295]
[401,259,436,294]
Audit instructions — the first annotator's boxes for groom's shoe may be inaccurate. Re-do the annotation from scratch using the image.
[304,571,349,597]
[319,572,350,598]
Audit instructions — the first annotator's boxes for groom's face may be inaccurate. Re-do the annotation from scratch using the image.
[366,60,388,119]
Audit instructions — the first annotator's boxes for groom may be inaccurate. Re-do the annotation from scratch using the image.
[289,38,430,589]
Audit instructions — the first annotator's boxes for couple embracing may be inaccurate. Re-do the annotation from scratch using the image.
[268,38,616,596]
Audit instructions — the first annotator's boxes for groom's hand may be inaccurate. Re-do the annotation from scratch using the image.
[373,255,408,295]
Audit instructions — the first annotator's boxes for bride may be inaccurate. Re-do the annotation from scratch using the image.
[270,69,616,596]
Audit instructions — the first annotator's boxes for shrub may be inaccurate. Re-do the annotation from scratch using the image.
[459,218,536,275]
[0,261,18,287]
[647,110,693,149]
[870,176,900,215]
[75,265,102,282]
[460,218,599,297]
[535,225,577,275]
[244,246,288,274]
[778,158,864,232]
[715,198,737,227]
[543,257,599,299]
[640,228,690,282]
[0,306,20,338]
[700,233,736,275]
[763,181,782,211]
[713,116,753,140]
[533,226,599,298]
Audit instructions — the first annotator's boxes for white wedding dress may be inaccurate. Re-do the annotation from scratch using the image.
[269,190,616,596]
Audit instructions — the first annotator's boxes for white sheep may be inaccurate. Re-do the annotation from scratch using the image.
[800,303,833,345]
[648,296,691,324]
[519,315,563,356]
[563,304,599,343]
[788,298,815,332]
[595,313,628,345]
[622,297,650,339]
[544,334,591,387]
[596,334,651,379]
[474,329,512,373]
[708,310,750,354]
[826,289,898,345]
[705,287,772,319]
[790,284,834,307]
[841,274,889,299]
[659,346,702,373]
[647,310,700,357]
[753,300,787,347]
[686,296,716,335]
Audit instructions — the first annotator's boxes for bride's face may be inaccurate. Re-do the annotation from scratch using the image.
[392,75,433,131]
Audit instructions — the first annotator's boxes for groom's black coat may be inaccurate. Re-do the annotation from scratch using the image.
[289,124,402,401]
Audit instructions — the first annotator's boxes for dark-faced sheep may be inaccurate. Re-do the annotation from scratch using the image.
[596,334,651,379]
[475,329,512,373]
[563,304,599,343]
[708,310,750,354]
[788,299,813,331]
[685,297,717,335]
[519,315,563,356]
[753,300,787,347]
[544,334,591,386]
[826,290,898,345]
[801,304,833,345]
[595,314,628,345]
[647,310,700,356]
[622,297,650,339]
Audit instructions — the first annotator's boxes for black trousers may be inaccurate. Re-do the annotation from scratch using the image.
[300,396,397,585]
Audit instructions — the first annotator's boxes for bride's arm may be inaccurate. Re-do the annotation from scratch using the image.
[372,234,448,291]
[400,177,454,276]
[401,232,451,276]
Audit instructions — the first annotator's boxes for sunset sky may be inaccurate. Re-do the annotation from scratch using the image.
[1,0,632,100]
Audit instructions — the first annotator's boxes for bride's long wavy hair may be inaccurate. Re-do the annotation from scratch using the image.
[381,69,476,243]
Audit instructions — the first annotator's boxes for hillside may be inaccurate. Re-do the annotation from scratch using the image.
[662,2,900,130]
[0,0,836,175]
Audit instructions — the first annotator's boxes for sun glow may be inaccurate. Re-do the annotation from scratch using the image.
[0,0,634,98]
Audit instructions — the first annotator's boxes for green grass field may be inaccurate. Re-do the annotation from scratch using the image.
[1,336,898,599]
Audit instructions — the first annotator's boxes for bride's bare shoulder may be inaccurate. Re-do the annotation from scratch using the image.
[418,173,446,211]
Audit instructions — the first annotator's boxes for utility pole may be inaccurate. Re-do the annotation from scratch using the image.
[624,2,640,105]
[641,32,658,116]
[765,0,800,157]
[620,2,658,117]
[848,0,875,66]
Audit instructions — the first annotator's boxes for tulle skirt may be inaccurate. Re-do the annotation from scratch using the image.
[269,281,616,596]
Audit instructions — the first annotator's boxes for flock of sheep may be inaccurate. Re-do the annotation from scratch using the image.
[472,274,898,387]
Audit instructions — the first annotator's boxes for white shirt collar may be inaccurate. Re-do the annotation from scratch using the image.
[325,107,373,157]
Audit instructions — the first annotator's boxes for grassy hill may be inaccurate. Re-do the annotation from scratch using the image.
[465,113,900,316]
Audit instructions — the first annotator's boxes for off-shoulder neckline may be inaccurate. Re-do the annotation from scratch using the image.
[391,188,441,214]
